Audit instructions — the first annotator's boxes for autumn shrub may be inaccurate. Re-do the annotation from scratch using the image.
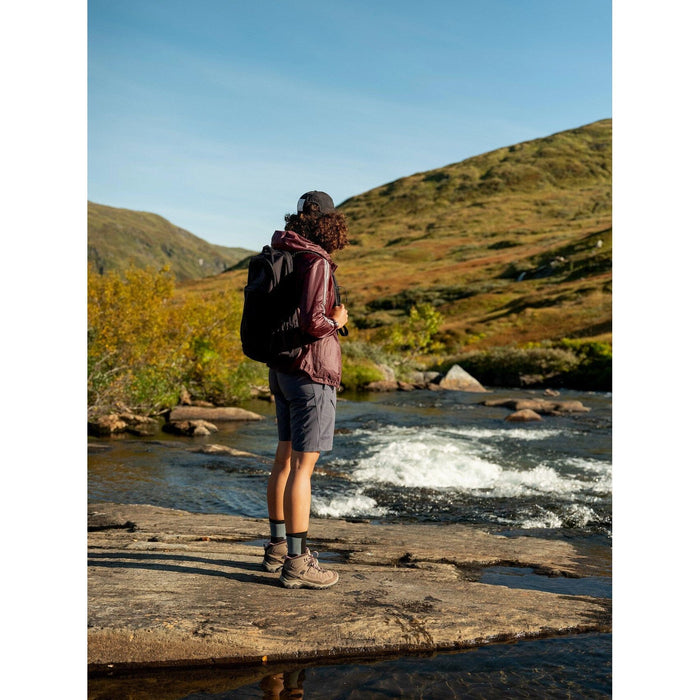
[88,266,251,414]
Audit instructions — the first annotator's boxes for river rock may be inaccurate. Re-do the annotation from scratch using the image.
[365,380,400,392]
[168,406,264,422]
[505,409,543,422]
[405,370,443,388]
[190,444,261,459]
[438,365,488,392]
[378,364,396,381]
[482,398,590,415]
[88,503,611,673]
[164,420,219,437]
[250,385,273,401]
[88,414,127,436]
[88,413,159,437]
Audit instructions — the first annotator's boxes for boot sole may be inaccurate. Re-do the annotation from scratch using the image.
[280,573,339,590]
[262,560,284,573]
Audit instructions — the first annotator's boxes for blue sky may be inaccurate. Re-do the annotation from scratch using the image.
[88,0,611,250]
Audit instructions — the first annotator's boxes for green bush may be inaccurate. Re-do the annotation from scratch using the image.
[387,303,445,357]
[455,346,578,387]
[341,357,386,392]
[342,340,398,366]
[556,339,612,390]
[437,339,612,390]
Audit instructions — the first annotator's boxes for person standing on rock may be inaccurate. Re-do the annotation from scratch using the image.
[262,191,349,589]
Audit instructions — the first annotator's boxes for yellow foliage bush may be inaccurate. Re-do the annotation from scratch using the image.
[88,266,259,414]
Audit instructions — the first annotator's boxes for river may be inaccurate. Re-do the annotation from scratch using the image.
[88,386,612,698]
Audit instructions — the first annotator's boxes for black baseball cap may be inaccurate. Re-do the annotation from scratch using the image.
[297,191,335,215]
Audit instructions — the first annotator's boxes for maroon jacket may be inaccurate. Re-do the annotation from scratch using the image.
[270,229,342,387]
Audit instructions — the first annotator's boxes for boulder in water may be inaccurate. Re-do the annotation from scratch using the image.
[439,365,488,392]
[190,444,261,459]
[365,380,400,392]
[505,409,543,422]
[164,419,219,437]
[482,398,590,415]
[88,412,159,437]
[168,406,264,422]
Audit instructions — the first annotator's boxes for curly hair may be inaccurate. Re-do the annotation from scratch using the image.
[284,210,349,254]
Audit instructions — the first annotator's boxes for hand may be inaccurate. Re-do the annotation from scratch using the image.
[331,304,348,329]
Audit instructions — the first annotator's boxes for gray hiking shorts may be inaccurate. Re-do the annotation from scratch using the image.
[268,369,337,452]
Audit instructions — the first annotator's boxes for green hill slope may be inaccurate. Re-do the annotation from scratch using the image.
[333,118,612,350]
[88,202,252,281]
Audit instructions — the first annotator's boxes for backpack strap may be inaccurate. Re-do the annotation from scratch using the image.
[294,250,349,337]
[332,273,349,337]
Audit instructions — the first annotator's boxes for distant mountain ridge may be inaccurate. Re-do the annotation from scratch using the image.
[88,202,252,281]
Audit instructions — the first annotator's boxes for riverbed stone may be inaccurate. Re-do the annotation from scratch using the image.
[88,503,611,673]
[505,409,543,422]
[88,414,127,436]
[88,413,160,437]
[189,444,261,459]
[168,406,264,422]
[164,419,219,437]
[365,380,400,392]
[482,398,590,415]
[438,365,488,392]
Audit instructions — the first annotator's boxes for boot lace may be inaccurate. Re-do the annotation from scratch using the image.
[306,551,323,572]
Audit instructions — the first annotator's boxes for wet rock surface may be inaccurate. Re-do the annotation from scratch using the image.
[88,503,611,673]
[505,408,543,422]
[167,406,264,422]
[438,365,488,392]
[482,398,591,416]
[88,413,160,437]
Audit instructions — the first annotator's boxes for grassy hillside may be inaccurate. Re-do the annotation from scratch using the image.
[186,119,611,355]
[88,202,252,281]
[333,118,611,351]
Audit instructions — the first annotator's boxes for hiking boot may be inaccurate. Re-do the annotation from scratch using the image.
[279,549,339,590]
[262,540,287,572]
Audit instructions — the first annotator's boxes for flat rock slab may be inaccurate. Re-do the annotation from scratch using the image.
[481,398,590,415]
[88,503,611,673]
[167,406,264,422]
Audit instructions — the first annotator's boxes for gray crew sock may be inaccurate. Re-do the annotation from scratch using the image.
[269,519,286,543]
[287,531,307,557]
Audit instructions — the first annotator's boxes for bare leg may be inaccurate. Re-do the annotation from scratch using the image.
[267,441,292,521]
[284,450,321,534]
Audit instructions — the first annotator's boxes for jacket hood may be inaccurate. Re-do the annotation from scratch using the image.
[270,229,333,263]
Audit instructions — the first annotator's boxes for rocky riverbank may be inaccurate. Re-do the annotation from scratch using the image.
[88,503,611,674]
[88,364,584,439]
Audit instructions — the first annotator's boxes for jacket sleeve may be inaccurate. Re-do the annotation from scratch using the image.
[298,256,338,339]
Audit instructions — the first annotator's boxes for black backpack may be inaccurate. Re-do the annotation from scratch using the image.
[240,246,347,365]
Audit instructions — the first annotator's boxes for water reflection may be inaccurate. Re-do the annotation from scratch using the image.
[88,634,612,698]
[260,669,305,699]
